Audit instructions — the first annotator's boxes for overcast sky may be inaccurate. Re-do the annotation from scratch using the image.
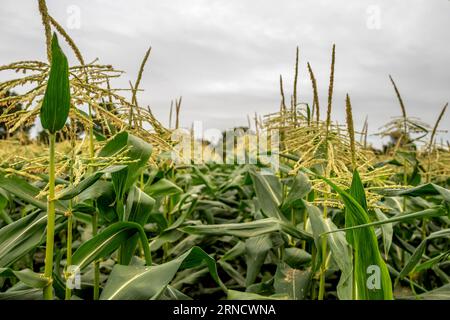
[1,0,449,146]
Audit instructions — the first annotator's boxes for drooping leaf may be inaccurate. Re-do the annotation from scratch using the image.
[191,166,216,193]
[144,178,183,198]
[374,208,393,259]
[218,260,246,286]
[0,174,65,214]
[0,212,47,267]
[249,170,285,220]
[77,180,116,222]
[220,241,246,262]
[71,221,151,270]
[120,187,155,265]
[399,228,450,279]
[283,248,311,269]
[401,284,450,300]
[245,234,272,286]
[156,285,192,300]
[100,246,225,300]
[150,230,184,251]
[323,206,447,235]
[125,186,156,225]
[274,263,311,300]
[98,132,152,199]
[181,218,312,241]
[282,172,311,210]
[0,283,42,300]
[413,250,450,274]
[379,183,450,203]
[0,189,13,224]
[0,268,48,289]
[57,165,126,200]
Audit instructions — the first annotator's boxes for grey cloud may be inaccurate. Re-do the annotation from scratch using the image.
[0,0,448,146]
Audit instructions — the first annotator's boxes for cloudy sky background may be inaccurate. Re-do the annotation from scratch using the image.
[1,0,449,146]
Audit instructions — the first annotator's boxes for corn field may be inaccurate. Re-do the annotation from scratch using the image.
[0,1,449,301]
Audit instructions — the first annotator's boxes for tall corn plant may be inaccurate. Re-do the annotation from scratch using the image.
[39,33,71,300]
[315,171,393,299]
[345,171,393,299]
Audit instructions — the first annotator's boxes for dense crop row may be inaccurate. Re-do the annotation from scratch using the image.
[0,1,448,300]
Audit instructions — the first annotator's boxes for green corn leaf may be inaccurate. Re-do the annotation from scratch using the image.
[0,189,13,224]
[274,263,311,300]
[398,228,450,279]
[119,186,155,265]
[100,246,225,300]
[72,221,151,270]
[125,186,156,225]
[148,196,197,250]
[181,218,312,241]
[40,33,71,134]
[0,212,47,267]
[144,178,183,198]
[77,180,115,203]
[413,250,450,274]
[307,204,353,300]
[220,241,246,262]
[0,268,48,289]
[282,172,311,210]
[218,260,246,286]
[191,166,216,193]
[98,132,152,199]
[57,165,126,200]
[75,180,116,223]
[249,170,285,220]
[149,230,184,251]
[156,285,192,300]
[0,174,65,214]
[284,248,311,269]
[0,284,43,300]
[322,206,447,235]
[379,183,450,203]
[374,208,393,259]
[345,170,393,300]
[401,284,450,300]
[245,234,272,286]
[227,289,286,300]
